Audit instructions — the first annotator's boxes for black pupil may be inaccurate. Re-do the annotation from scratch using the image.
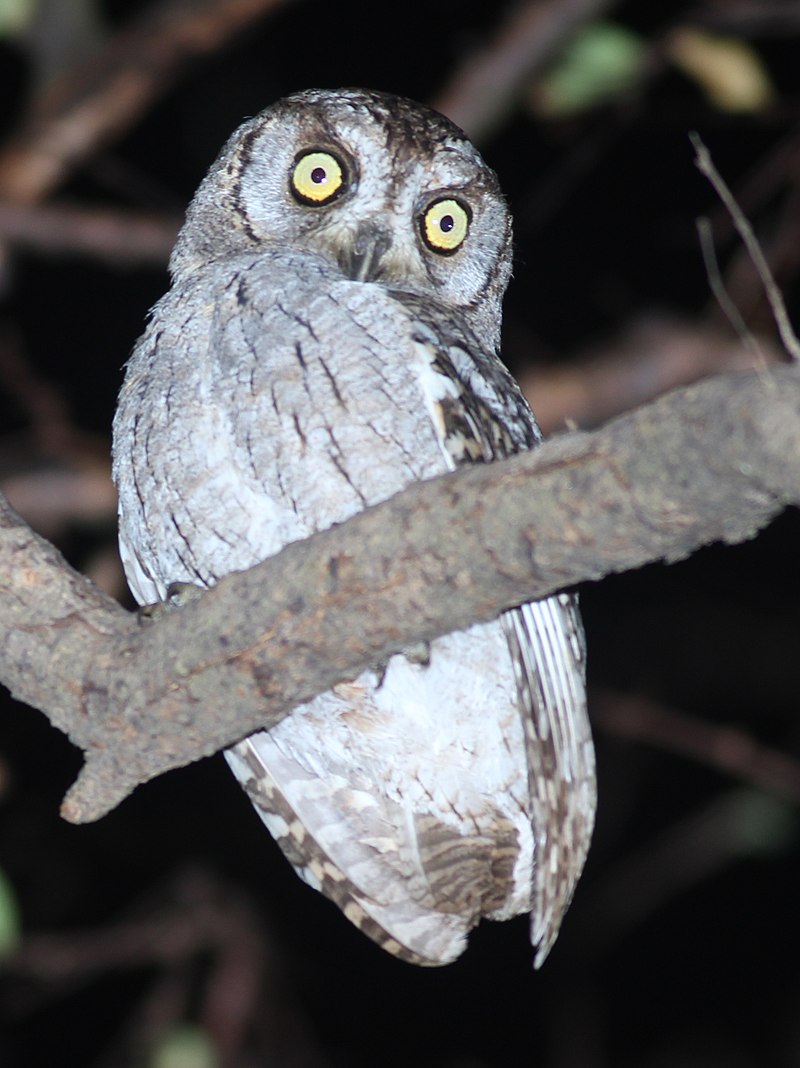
[439,214,454,233]
[311,166,327,184]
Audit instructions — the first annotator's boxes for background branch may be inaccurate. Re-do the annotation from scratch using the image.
[0,200,180,266]
[0,0,293,204]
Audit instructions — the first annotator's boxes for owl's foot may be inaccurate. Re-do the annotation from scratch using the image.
[137,581,205,624]
[403,640,431,667]
[374,640,431,688]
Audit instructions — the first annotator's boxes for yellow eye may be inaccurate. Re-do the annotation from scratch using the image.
[290,150,346,205]
[421,198,470,254]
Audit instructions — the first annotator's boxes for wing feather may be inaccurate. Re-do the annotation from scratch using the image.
[225,736,471,965]
[410,317,596,963]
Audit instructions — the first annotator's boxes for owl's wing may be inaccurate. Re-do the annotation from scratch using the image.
[226,730,477,965]
[503,599,593,965]
[406,311,596,965]
[115,268,594,966]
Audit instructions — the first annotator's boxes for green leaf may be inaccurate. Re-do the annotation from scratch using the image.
[532,21,647,117]
[0,867,21,958]
[0,0,36,38]
[150,1025,219,1068]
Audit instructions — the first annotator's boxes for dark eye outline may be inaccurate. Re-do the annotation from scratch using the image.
[289,148,351,206]
[419,196,472,255]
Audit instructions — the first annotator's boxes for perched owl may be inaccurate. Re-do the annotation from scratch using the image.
[112,88,595,966]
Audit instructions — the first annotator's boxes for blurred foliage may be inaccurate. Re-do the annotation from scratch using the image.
[668,27,776,113]
[532,19,776,119]
[0,0,34,37]
[727,790,797,858]
[150,1025,219,1068]
[0,868,21,958]
[531,21,647,116]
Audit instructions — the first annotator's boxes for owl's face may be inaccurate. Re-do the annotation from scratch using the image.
[171,89,513,347]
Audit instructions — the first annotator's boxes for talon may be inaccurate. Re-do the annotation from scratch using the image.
[403,641,431,667]
[166,581,206,607]
[373,641,431,689]
[136,601,164,625]
[136,581,205,625]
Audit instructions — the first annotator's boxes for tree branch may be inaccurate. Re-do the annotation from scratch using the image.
[1,365,798,825]
[0,200,180,266]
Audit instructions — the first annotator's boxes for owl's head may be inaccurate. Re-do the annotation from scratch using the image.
[170,89,513,348]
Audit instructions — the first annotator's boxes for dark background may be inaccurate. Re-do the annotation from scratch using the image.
[1,1,799,1065]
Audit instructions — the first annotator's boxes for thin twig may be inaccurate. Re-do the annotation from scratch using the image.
[594,691,800,803]
[696,216,767,367]
[691,131,800,361]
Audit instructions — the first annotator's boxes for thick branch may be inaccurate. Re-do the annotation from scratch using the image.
[1,366,798,824]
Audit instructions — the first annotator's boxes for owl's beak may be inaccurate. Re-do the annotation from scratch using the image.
[342,223,392,282]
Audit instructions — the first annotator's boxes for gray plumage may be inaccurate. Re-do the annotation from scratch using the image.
[112,88,595,966]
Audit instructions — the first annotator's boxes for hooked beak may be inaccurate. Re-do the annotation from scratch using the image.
[341,223,392,282]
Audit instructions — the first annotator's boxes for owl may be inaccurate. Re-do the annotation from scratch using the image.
[112,88,596,966]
